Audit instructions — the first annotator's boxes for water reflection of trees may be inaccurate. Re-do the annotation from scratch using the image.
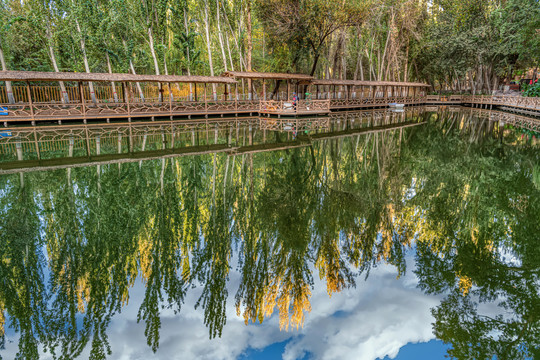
[0,110,538,359]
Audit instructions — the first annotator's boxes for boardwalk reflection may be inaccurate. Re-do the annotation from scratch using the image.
[0,108,423,173]
[0,107,538,359]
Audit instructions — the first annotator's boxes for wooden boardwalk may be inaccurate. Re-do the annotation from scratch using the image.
[1,71,540,126]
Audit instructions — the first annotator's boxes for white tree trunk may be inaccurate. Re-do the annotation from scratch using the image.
[147,27,163,102]
[75,18,97,103]
[216,0,230,98]
[184,10,193,101]
[105,51,119,103]
[0,42,15,104]
[203,1,217,100]
[46,26,69,103]
[216,0,228,72]
[245,0,253,99]
[123,39,145,101]
[222,3,246,69]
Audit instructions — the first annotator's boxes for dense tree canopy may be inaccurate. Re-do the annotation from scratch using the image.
[0,0,538,93]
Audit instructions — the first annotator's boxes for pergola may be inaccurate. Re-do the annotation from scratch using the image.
[310,79,429,100]
[0,70,236,103]
[221,71,314,100]
[0,70,243,124]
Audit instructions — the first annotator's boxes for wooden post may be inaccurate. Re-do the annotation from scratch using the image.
[123,82,130,119]
[79,81,86,121]
[168,83,173,116]
[204,83,208,113]
[194,83,198,102]
[84,126,91,156]
[235,83,238,112]
[263,79,266,100]
[287,80,290,100]
[25,81,35,125]
[32,128,40,159]
[129,122,134,152]
[316,85,319,99]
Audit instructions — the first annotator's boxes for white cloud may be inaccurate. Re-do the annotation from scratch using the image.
[0,255,444,360]
[281,257,442,360]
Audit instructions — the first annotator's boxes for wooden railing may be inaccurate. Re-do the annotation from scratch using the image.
[259,99,331,114]
[1,93,539,124]
[461,95,540,111]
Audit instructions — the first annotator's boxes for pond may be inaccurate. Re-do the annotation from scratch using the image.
[0,107,539,360]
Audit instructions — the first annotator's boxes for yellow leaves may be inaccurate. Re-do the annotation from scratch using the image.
[316,240,345,298]
[0,304,4,339]
[76,276,90,313]
[137,227,154,284]
[236,274,312,331]
[458,274,472,296]
[277,282,312,331]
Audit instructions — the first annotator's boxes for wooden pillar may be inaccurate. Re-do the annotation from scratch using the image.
[287,80,290,100]
[235,83,238,112]
[263,79,266,100]
[25,81,35,124]
[168,83,173,115]
[79,81,86,120]
[316,85,319,99]
[194,83,198,102]
[123,82,130,118]
[204,83,208,113]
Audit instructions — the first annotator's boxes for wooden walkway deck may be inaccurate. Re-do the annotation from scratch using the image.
[1,95,538,126]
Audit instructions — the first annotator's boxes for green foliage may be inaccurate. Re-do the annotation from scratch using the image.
[523,81,540,97]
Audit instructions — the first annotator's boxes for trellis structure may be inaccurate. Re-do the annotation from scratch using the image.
[1,70,539,125]
[310,79,429,109]
[0,70,249,125]
[222,71,332,116]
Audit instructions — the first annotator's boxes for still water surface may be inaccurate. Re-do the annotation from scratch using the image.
[0,107,539,359]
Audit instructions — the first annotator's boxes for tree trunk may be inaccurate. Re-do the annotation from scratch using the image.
[245,0,253,99]
[403,39,409,82]
[75,18,97,104]
[216,0,228,72]
[46,26,69,103]
[203,1,217,100]
[147,26,163,102]
[0,41,15,104]
[216,0,230,98]
[105,51,119,103]
[379,20,392,81]
[221,2,246,69]
[123,39,145,101]
[184,10,193,101]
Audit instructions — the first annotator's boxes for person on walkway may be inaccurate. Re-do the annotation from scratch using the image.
[292,92,299,110]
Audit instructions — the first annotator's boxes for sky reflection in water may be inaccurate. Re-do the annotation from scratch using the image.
[0,107,538,360]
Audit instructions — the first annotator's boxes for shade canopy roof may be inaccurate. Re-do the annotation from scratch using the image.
[0,71,236,84]
[222,71,314,81]
[311,79,429,87]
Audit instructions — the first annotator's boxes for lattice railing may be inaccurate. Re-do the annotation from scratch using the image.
[259,99,330,114]
[1,95,540,124]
